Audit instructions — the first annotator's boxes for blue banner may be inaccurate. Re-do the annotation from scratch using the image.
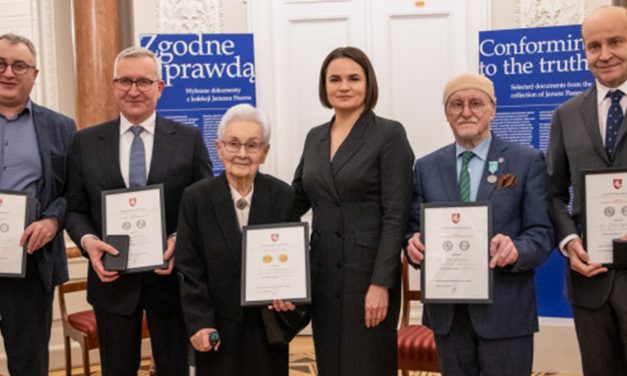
[141,34,256,174]
[479,25,594,318]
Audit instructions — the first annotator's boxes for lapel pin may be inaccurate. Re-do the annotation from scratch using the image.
[487,161,499,184]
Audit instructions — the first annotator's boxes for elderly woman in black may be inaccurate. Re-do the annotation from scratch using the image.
[293,46,415,375]
[176,104,300,375]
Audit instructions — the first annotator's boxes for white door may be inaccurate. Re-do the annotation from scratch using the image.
[250,0,489,181]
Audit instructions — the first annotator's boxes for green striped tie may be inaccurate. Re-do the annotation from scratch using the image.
[459,151,475,202]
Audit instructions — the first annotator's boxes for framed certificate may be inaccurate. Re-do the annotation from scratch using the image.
[582,168,627,265]
[102,185,167,272]
[0,190,30,278]
[241,222,311,306]
[421,202,493,303]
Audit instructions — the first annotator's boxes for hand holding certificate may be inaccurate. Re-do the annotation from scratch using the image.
[102,185,167,273]
[0,191,30,278]
[420,202,493,303]
[241,222,311,306]
[583,169,627,266]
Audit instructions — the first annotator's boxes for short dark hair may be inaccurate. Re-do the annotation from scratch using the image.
[318,46,378,112]
[0,33,37,61]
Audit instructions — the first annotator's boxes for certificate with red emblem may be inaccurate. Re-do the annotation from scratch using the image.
[0,191,30,278]
[102,185,167,272]
[583,169,627,266]
[421,202,493,303]
[241,222,311,306]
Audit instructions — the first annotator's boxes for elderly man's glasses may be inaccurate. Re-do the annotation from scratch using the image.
[114,77,157,91]
[0,61,36,76]
[222,140,265,153]
[447,99,489,114]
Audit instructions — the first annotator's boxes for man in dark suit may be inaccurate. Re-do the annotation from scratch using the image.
[406,73,553,376]
[0,33,75,375]
[547,6,627,376]
[66,46,212,375]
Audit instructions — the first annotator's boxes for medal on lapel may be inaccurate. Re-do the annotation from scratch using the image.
[487,161,499,184]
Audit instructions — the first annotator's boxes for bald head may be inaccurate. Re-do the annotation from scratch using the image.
[581,6,627,88]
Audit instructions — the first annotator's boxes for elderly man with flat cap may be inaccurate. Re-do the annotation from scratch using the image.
[406,73,554,376]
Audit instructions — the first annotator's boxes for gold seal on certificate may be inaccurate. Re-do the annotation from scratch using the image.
[583,169,627,266]
[241,222,311,306]
[102,185,167,272]
[421,202,493,303]
[0,191,30,278]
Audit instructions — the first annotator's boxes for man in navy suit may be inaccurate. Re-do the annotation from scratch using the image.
[66,47,212,375]
[547,6,627,376]
[406,73,553,376]
[0,33,75,375]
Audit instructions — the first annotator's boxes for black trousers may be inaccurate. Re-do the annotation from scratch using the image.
[194,308,289,376]
[0,257,53,376]
[95,303,188,376]
[573,270,627,376]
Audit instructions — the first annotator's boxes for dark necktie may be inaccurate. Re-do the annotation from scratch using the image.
[605,90,625,156]
[129,126,146,187]
[459,151,475,202]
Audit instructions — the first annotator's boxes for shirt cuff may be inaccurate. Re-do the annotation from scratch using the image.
[558,234,580,257]
[80,234,100,249]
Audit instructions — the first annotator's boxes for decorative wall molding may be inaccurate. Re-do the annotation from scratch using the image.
[35,0,59,110]
[156,0,224,33]
[516,0,586,27]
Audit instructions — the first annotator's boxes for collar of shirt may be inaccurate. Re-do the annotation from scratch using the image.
[455,133,492,162]
[595,79,627,106]
[119,112,157,136]
[229,184,254,206]
[0,99,32,122]
[229,184,254,229]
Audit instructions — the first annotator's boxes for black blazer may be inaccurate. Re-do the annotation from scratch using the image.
[31,103,76,291]
[66,116,212,315]
[175,172,297,337]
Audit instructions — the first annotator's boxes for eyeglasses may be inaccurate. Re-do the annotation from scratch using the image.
[113,77,157,91]
[0,61,36,76]
[447,99,489,114]
[221,140,265,154]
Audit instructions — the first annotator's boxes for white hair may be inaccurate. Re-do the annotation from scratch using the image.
[217,104,271,143]
[113,46,162,80]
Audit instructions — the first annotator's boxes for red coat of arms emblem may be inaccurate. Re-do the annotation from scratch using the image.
[452,213,461,224]
[614,179,623,190]
[129,197,137,207]
[271,233,279,242]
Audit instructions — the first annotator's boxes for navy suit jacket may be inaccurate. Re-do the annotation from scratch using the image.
[66,116,212,315]
[408,134,554,338]
[31,103,76,291]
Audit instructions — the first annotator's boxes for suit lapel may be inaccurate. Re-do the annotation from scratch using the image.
[249,173,270,226]
[97,120,125,187]
[147,117,176,184]
[315,123,341,201]
[613,96,627,157]
[331,111,372,176]
[476,135,508,201]
[31,104,51,193]
[213,174,242,264]
[437,145,459,201]
[580,87,609,164]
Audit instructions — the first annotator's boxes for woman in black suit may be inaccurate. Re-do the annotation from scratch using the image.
[175,104,300,375]
[292,46,415,375]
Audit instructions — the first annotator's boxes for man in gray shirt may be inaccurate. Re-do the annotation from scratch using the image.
[0,33,75,375]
